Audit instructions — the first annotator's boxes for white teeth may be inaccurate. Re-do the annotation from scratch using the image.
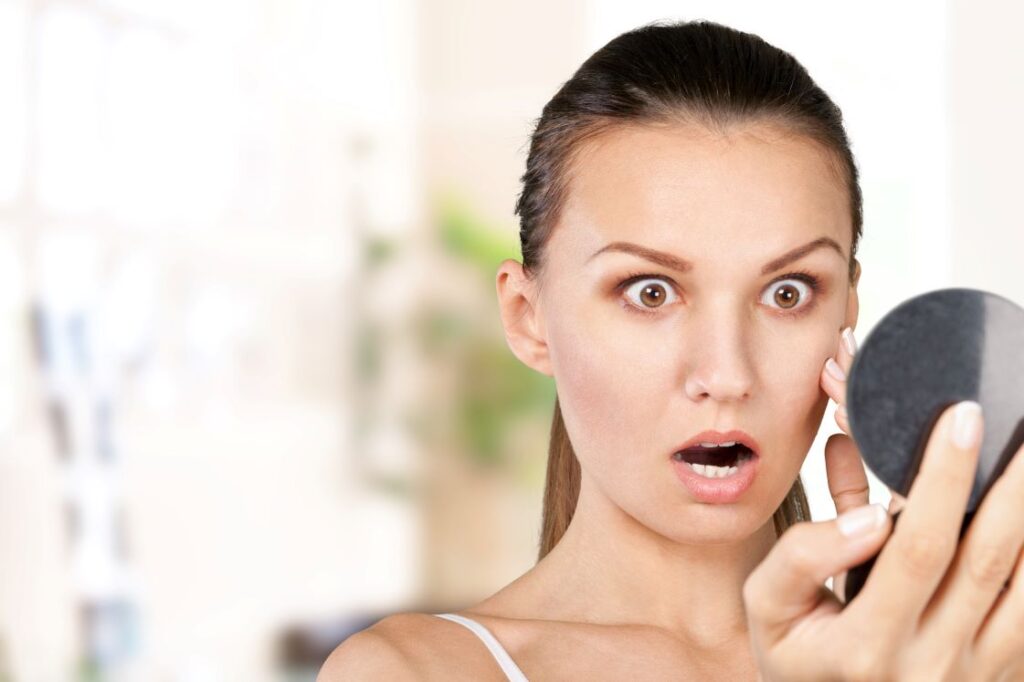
[698,441,737,448]
[687,462,739,478]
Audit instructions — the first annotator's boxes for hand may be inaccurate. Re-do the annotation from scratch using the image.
[820,326,857,437]
[819,327,905,599]
[744,399,1024,681]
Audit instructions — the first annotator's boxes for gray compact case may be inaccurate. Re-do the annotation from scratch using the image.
[842,287,1024,604]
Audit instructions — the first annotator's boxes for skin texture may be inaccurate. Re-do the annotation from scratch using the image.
[317,120,867,680]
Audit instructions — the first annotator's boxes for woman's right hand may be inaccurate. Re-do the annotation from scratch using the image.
[743,400,1024,681]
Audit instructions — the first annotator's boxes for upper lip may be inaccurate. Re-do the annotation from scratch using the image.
[674,430,761,456]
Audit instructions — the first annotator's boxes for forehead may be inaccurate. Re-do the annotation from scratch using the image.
[556,122,851,260]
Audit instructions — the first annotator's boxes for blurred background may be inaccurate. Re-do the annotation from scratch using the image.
[0,0,1021,679]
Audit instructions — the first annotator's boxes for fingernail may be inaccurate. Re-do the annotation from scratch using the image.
[842,327,858,356]
[825,357,846,381]
[837,405,847,420]
[837,503,887,538]
[950,400,983,450]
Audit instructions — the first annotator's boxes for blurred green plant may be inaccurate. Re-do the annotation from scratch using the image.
[354,189,555,496]
[415,190,555,477]
[435,192,520,278]
[75,659,100,682]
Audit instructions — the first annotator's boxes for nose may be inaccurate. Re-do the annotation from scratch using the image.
[683,309,755,403]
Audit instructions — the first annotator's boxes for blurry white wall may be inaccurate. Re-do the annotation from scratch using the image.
[0,1,423,680]
[947,0,1024,296]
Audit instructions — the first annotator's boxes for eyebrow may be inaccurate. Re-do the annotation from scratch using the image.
[587,236,846,275]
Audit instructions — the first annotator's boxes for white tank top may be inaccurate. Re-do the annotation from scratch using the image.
[434,613,528,681]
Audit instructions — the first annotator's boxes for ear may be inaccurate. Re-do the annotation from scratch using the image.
[495,258,553,377]
[844,259,861,332]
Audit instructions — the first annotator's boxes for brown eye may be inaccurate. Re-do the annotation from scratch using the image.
[774,284,799,308]
[762,278,811,312]
[624,277,678,310]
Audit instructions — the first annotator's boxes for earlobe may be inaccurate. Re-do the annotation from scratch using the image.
[495,259,554,377]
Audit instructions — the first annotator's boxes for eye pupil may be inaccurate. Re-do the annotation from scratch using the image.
[774,284,799,308]
[640,284,665,307]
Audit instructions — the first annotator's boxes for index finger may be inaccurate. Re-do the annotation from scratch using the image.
[844,400,984,633]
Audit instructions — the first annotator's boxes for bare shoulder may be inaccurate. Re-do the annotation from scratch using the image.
[316,616,417,681]
[316,612,503,681]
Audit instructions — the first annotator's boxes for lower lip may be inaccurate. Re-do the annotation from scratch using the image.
[671,452,760,503]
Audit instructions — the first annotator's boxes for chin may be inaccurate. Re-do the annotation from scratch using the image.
[656,503,769,545]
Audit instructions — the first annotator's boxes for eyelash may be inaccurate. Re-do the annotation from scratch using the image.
[616,269,823,319]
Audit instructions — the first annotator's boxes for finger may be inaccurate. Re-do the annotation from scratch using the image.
[974,548,1024,677]
[844,401,985,634]
[744,504,890,645]
[923,437,1024,650]
[839,326,857,374]
[820,327,857,407]
[837,494,907,605]
[835,404,850,435]
[825,433,871,515]
[824,435,899,604]
[821,356,847,406]
[824,429,872,605]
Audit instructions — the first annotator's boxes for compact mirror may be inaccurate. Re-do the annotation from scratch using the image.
[842,287,1024,604]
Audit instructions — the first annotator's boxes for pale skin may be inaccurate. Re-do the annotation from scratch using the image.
[319,122,1024,680]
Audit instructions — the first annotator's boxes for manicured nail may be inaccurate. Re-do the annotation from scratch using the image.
[842,327,857,356]
[950,400,983,450]
[837,503,887,538]
[825,357,846,381]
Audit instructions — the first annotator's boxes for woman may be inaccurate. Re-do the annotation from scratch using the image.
[321,20,1024,680]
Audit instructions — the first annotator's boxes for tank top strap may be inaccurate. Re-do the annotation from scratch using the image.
[434,612,529,681]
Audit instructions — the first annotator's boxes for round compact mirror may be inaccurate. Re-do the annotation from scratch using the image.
[842,287,1024,604]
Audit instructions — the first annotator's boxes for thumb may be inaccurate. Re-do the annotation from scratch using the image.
[824,432,873,600]
[744,503,891,644]
[824,433,871,515]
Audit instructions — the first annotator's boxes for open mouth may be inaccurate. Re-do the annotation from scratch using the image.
[672,444,756,478]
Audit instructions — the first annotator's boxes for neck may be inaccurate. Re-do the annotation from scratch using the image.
[505,469,778,648]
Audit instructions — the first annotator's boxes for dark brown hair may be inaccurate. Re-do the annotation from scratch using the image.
[512,20,863,560]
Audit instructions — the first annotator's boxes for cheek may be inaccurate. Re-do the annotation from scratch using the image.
[543,302,669,473]
[761,328,834,441]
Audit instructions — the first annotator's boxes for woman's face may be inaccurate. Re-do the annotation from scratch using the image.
[512,121,858,543]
